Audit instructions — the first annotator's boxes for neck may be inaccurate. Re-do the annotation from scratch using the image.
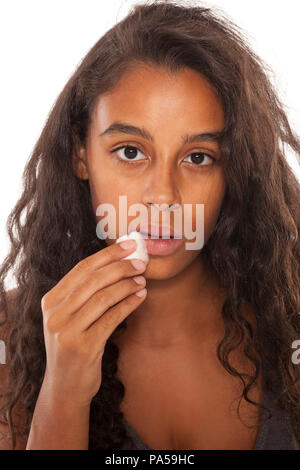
[114,254,227,349]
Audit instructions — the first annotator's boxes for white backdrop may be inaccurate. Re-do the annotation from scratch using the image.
[0,0,299,281]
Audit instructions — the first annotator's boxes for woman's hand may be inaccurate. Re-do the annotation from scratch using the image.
[41,239,147,408]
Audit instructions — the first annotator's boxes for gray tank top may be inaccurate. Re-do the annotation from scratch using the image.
[120,316,299,450]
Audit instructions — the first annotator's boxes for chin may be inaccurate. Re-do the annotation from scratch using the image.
[143,259,187,281]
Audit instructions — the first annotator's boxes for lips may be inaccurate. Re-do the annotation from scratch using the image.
[140,232,174,239]
[143,236,184,256]
[137,225,181,239]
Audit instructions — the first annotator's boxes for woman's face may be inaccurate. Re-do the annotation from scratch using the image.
[73,65,226,280]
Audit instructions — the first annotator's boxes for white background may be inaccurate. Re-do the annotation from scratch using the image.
[0,0,299,277]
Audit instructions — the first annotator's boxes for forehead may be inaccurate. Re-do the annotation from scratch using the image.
[92,65,224,134]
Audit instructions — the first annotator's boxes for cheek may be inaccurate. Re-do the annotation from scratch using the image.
[89,166,139,208]
[203,189,225,241]
[194,172,226,243]
[89,173,121,218]
[88,178,120,240]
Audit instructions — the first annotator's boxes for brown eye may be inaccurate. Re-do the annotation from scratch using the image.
[111,145,146,163]
[184,152,215,166]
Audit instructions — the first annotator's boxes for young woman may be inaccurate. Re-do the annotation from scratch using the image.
[0,1,299,450]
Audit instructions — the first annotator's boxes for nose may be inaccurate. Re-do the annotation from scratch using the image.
[142,161,181,209]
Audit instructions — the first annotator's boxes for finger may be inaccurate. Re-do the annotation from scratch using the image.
[45,258,147,325]
[42,239,138,310]
[69,276,146,332]
[84,288,147,349]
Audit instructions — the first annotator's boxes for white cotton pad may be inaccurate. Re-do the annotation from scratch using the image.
[116,231,149,264]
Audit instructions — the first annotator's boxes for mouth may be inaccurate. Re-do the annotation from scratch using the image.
[139,232,174,239]
[142,236,184,256]
[136,226,184,256]
[138,225,181,239]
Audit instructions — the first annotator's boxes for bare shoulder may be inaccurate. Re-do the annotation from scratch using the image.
[0,288,28,450]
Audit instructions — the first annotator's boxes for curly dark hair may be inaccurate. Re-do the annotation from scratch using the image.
[0,0,299,450]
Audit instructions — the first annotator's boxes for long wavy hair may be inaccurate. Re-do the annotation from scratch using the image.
[0,0,299,450]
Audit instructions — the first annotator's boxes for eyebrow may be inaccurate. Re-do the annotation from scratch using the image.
[99,121,224,145]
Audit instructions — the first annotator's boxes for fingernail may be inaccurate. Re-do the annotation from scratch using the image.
[135,288,147,297]
[133,275,145,285]
[131,259,145,270]
[119,240,136,250]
